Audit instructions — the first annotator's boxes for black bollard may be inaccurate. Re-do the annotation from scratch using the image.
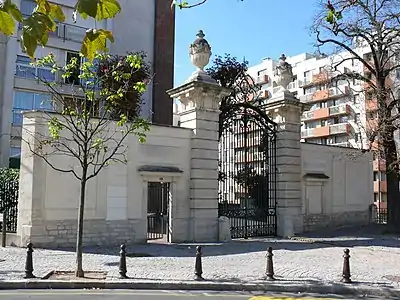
[265,246,275,281]
[194,246,203,281]
[119,244,128,279]
[23,243,35,279]
[341,248,352,283]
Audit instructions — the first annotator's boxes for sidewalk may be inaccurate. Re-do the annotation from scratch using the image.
[0,226,399,297]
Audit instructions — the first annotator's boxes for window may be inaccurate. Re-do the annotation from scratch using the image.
[20,0,36,16]
[257,69,267,76]
[10,147,21,158]
[354,113,360,123]
[353,94,360,104]
[12,91,53,125]
[355,133,361,142]
[304,86,317,94]
[396,69,400,80]
[373,171,379,181]
[374,193,379,202]
[65,52,82,85]
[351,58,355,67]
[15,55,55,82]
[305,121,317,129]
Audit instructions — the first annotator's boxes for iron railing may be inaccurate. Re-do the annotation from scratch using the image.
[0,178,19,233]
[373,207,387,224]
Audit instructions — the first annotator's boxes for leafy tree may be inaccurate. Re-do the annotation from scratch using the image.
[206,54,270,138]
[23,52,149,277]
[96,51,151,121]
[0,0,120,60]
[313,0,400,228]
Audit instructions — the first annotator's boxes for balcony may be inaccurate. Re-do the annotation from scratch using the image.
[301,110,315,121]
[300,86,350,103]
[331,142,350,147]
[330,123,350,135]
[301,128,315,138]
[329,104,350,116]
[301,123,350,138]
[287,80,301,90]
[20,19,87,44]
[374,181,387,193]
[301,104,350,122]
[373,159,386,171]
[366,99,378,111]
[312,71,329,84]
[256,74,269,85]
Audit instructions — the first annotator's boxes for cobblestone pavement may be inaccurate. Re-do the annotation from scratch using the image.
[1,230,400,287]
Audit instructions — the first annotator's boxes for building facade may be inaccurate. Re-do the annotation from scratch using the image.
[0,0,175,167]
[246,50,387,207]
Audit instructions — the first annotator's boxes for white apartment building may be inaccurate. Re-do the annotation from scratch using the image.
[0,0,175,167]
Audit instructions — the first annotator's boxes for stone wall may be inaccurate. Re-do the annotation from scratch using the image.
[20,219,146,249]
[16,112,193,248]
[303,210,370,232]
[300,143,373,232]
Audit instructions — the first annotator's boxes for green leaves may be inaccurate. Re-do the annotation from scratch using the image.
[81,29,114,61]
[75,0,121,20]
[0,0,22,35]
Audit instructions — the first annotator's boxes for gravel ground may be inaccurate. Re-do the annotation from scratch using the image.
[1,236,400,286]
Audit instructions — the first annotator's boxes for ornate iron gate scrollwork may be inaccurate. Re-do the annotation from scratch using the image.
[218,71,277,239]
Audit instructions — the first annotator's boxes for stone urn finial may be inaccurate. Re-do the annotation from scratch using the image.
[189,30,212,71]
[274,53,293,91]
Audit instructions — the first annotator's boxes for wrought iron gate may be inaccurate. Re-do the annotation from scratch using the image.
[218,70,277,239]
[147,182,170,241]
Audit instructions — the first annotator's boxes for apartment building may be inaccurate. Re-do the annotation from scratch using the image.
[0,0,175,167]
[246,50,387,205]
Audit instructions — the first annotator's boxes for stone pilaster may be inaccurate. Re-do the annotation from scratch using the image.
[264,90,309,237]
[168,81,230,242]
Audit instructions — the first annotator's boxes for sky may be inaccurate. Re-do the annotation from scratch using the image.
[174,0,322,85]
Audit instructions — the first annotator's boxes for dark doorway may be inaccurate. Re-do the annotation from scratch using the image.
[147,182,170,241]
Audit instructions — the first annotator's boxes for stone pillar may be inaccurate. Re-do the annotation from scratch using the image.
[167,31,231,242]
[263,54,310,237]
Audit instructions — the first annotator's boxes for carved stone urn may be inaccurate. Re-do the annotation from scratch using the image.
[189,30,212,73]
[273,54,293,90]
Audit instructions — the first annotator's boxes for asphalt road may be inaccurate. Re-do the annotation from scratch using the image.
[0,290,391,300]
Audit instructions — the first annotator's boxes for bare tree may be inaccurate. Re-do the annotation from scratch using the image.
[313,0,400,228]
[22,52,150,277]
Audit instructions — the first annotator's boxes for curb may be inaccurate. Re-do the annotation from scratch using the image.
[0,280,399,297]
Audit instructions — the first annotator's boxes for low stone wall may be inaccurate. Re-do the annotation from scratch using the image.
[19,219,146,248]
[303,210,370,233]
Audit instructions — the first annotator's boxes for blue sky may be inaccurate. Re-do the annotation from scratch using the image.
[174,0,321,85]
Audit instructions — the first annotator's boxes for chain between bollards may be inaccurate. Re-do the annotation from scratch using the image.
[265,246,275,281]
[194,245,203,281]
[119,244,128,279]
[341,248,352,283]
[23,243,35,279]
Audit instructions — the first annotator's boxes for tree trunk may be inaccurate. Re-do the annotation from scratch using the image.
[385,140,400,231]
[75,171,87,278]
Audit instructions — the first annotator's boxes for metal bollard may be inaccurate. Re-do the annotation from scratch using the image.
[341,248,352,283]
[194,246,203,280]
[23,243,35,279]
[265,246,275,281]
[119,244,128,279]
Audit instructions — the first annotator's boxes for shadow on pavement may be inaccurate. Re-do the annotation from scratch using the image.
[34,224,400,258]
